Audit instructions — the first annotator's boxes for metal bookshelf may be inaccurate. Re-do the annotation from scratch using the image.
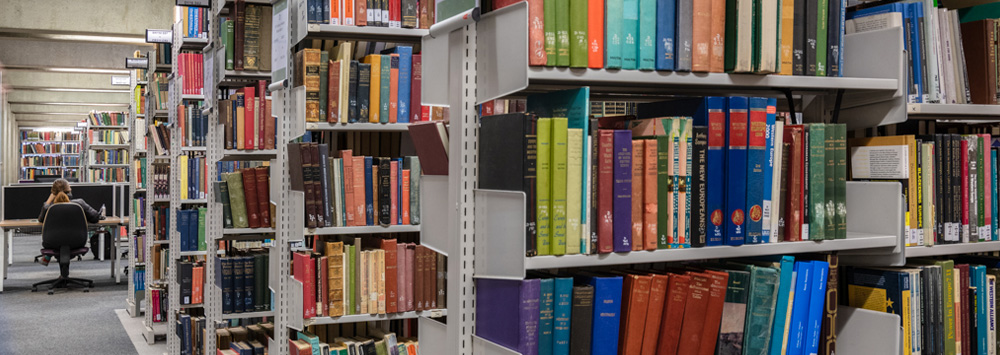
[142,47,170,345]
[126,65,147,318]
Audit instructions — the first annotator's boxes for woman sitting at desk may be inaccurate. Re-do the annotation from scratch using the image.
[36,179,102,266]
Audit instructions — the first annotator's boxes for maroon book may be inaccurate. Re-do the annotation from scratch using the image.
[241,168,261,228]
[697,270,729,355]
[257,80,267,148]
[264,98,275,150]
[301,144,319,228]
[328,60,341,123]
[957,264,970,355]
[675,272,712,354]
[410,54,422,122]
[234,0,245,71]
[254,166,271,228]
[414,245,425,310]
[405,243,416,311]
[382,239,399,314]
[597,129,615,253]
[407,122,448,175]
[426,246,437,309]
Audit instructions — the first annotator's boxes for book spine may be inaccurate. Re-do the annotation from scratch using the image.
[588,0,605,68]
[567,129,584,254]
[621,0,638,69]
[706,97,726,246]
[570,0,589,68]
[525,118,539,255]
[529,0,547,65]
[598,129,615,253]
[637,0,655,70]
[380,56,391,123]
[746,98,767,244]
[539,279,555,355]
[569,285,594,354]
[643,139,659,250]
[691,127,708,248]
[604,0,623,68]
[538,119,553,255]
[834,124,847,239]
[675,0,692,71]
[654,0,674,70]
[546,0,557,65]
[805,0,817,75]
[726,97,748,245]
[826,0,841,76]
[398,47,412,123]
[815,0,828,76]
[657,129,671,249]
[631,140,645,251]
[613,130,633,252]
[552,118,569,255]
[691,0,710,72]
[520,280,541,355]
[808,125,826,240]
[553,278,573,354]
[792,0,805,75]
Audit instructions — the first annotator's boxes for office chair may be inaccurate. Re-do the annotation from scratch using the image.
[32,204,95,294]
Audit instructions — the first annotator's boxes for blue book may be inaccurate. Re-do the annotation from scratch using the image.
[974,264,988,354]
[613,130,633,252]
[909,3,924,104]
[622,0,639,69]
[552,277,572,355]
[746,97,768,244]
[474,279,540,355]
[188,210,198,252]
[587,275,623,355]
[178,209,190,251]
[993,150,998,240]
[654,0,675,70]
[726,97,749,246]
[188,7,195,38]
[769,255,796,355]
[365,156,374,225]
[637,0,656,70]
[396,46,412,123]
[706,97,727,245]
[243,256,254,311]
[845,268,913,355]
[762,98,777,242]
[538,279,555,355]
[804,261,829,355]
[786,261,813,355]
[605,0,624,69]
[398,158,404,224]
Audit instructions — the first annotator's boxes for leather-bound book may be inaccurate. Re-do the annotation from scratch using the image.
[241,168,261,228]
[234,0,245,71]
[619,274,652,355]
[381,239,399,313]
[675,272,712,354]
[329,60,341,123]
[640,274,670,355]
[254,166,270,227]
[225,172,249,228]
[961,20,998,104]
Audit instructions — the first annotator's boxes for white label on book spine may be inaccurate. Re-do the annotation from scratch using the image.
[980,226,990,241]
[850,145,910,179]
[945,223,958,242]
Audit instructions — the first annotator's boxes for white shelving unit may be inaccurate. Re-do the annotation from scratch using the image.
[126,64,147,318]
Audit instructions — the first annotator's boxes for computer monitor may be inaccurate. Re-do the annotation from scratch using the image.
[33,175,62,183]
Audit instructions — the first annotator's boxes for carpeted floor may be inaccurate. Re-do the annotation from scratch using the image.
[0,234,148,354]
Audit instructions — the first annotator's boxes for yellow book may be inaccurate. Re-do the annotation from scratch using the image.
[235,93,246,150]
[847,135,917,245]
[368,250,377,313]
[376,249,386,314]
[779,0,795,75]
[566,128,583,254]
[325,242,344,317]
[359,250,368,314]
[337,43,353,123]
[179,155,189,200]
[364,55,381,123]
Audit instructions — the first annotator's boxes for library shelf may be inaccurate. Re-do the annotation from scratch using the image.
[303,225,421,236]
[219,69,271,84]
[91,125,129,129]
[181,94,205,101]
[302,310,448,327]
[905,241,1000,258]
[305,122,411,132]
[178,303,204,309]
[135,149,148,154]
[152,155,171,160]
[152,198,171,203]
[22,140,77,144]
[180,146,207,152]
[88,164,129,168]
[89,144,130,149]
[907,103,1000,118]
[177,250,225,257]
[220,149,277,161]
[135,188,147,192]
[133,226,146,230]
[136,114,146,118]
[222,310,274,320]
[151,110,169,117]
[149,59,173,74]
[295,23,428,44]
[212,0,272,16]
[138,81,148,85]
[180,199,208,204]
[222,227,277,235]
[153,240,169,245]
[21,166,62,169]
[179,36,208,49]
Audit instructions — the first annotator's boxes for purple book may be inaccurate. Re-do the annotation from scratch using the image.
[475,278,541,355]
[613,130,633,252]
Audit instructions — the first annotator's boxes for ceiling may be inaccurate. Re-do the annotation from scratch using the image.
[0,0,176,127]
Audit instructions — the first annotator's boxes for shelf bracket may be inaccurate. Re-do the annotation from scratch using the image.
[781,88,797,122]
[832,89,845,124]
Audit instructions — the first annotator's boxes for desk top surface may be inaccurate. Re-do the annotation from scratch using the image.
[0,217,125,228]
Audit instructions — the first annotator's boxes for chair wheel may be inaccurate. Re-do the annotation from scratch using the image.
[31,288,36,292]
[83,289,90,293]
[47,290,54,295]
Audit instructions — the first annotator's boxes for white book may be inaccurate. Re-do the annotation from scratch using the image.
[769,120,784,242]
[989,274,997,355]
[333,158,344,227]
[734,0,754,72]
[917,0,942,103]
[951,10,970,104]
[756,0,779,73]
[845,12,904,34]
[938,8,956,103]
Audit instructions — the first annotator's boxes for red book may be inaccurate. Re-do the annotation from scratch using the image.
[293,252,316,318]
[328,60,341,123]
[427,247,437,309]
[697,270,729,355]
[675,272,712,354]
[640,274,669,355]
[587,0,604,68]
[382,239,399,313]
[320,256,329,316]
[631,140,644,251]
[643,139,658,250]
[421,105,431,121]
[597,130,615,253]
[264,98,275,149]
[244,85,256,150]
[192,265,204,304]
[784,125,805,241]
[396,243,407,312]
[482,101,494,116]
[391,160,399,225]
[410,54,422,122]
[352,156,366,226]
[407,122,449,175]
[341,150,356,227]
[414,246,425,310]
[356,0,366,26]
[656,273,691,354]
[961,139,969,239]
[402,169,411,225]
[242,167,262,228]
[619,274,652,355]
[390,54,399,123]
[254,166,271,227]
[526,0,547,66]
[178,104,187,146]
[692,0,711,72]
[257,81,267,149]
[957,264,971,355]
[709,0,726,72]
[197,53,204,96]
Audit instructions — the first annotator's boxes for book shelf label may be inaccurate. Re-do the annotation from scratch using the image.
[145,29,172,44]
[125,58,149,69]
[112,75,130,86]
[272,0,289,83]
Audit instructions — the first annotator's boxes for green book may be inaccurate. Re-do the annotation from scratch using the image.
[320,51,330,121]
[566,128,584,254]
[751,0,761,71]
[723,0,738,71]
[545,0,556,65]
[808,124,826,240]
[219,181,234,228]
[637,0,655,70]
[198,207,206,251]
[569,0,589,68]
[537,118,553,255]
[380,55,391,123]
[605,0,624,68]
[743,266,780,355]
[345,244,354,315]
[224,20,235,70]
[824,124,835,240]
[254,253,266,311]
[556,0,571,66]
[621,0,639,69]
[551,118,569,255]
[816,0,828,76]
[834,124,847,239]
[225,172,249,228]
[375,340,388,355]
[657,122,673,249]
[409,157,421,225]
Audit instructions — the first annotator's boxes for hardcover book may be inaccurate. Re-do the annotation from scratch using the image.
[613,130,633,252]
[746,97,768,244]
[726,97,749,245]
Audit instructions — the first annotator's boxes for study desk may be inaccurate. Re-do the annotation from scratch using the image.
[0,217,125,293]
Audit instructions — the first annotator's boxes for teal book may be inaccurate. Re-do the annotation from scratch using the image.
[197,207,206,251]
[637,0,656,70]
[744,265,781,355]
[552,277,572,355]
[621,0,639,69]
[379,55,391,123]
[717,269,751,354]
[605,0,624,68]
[320,51,329,120]
[224,20,235,70]
[769,256,796,355]
[556,0,571,66]
[539,278,555,355]
[569,0,589,68]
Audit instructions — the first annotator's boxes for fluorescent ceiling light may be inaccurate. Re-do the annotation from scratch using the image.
[11,86,130,93]
[0,28,150,46]
[12,112,90,116]
[4,65,129,74]
[32,127,76,132]
[9,101,128,107]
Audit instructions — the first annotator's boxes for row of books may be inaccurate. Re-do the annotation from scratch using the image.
[133,198,146,228]
[88,111,126,126]
[176,208,207,252]
[134,118,149,151]
[133,267,146,292]
[180,152,209,201]
[214,323,275,355]
[477,254,835,355]
[296,44,426,124]
[303,0,434,29]
[88,150,129,165]
[135,157,147,190]
[134,78,146,115]
[152,43,173,66]
[151,286,169,323]
[217,251,272,314]
[21,156,66,166]
[88,130,129,145]
[178,101,208,148]
[305,131,408,159]
[511,0,845,75]
[290,329,419,355]
[151,164,171,200]
[176,313,207,355]
[152,206,171,242]
[21,143,77,154]
[289,143,422,228]
[177,259,206,304]
[292,237,444,318]
[176,5,209,39]
[20,168,63,181]
[219,3,272,72]
[219,167,273,229]
[844,257,1000,355]
[64,156,80,166]
[88,167,128,183]
[21,131,80,141]
[149,122,171,155]
[179,51,205,96]
[219,82,276,150]
[133,233,147,263]
[149,72,170,111]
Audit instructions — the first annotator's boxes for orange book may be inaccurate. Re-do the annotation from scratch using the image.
[619,274,652,355]
[631,140,644,250]
[587,0,604,68]
[389,53,400,123]
[697,270,729,355]
[352,156,366,226]
[341,150,356,227]
[640,274,670,355]
[355,0,366,26]
[402,169,411,225]
[709,0,726,72]
[330,0,341,24]
[178,105,187,147]
[528,0,546,65]
[691,0,712,72]
[192,265,204,304]
[643,139,658,250]
[344,0,355,25]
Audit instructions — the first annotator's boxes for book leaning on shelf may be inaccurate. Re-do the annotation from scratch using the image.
[302,0,434,29]
[219,2,272,72]
[219,81,275,151]
[292,237,445,319]
[148,122,171,155]
[88,111,126,126]
[178,101,208,147]
[215,323,275,354]
[477,255,834,355]
[217,165,275,230]
[288,327,419,355]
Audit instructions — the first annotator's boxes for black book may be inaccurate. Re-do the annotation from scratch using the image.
[569,285,594,354]
[478,113,539,255]
[691,125,708,248]
[219,257,234,313]
[243,256,255,314]
[793,0,806,75]
[379,157,392,226]
[319,144,332,227]
[805,0,817,76]
[179,261,193,305]
[934,135,943,243]
[933,266,944,355]
[234,254,245,313]
[254,253,267,311]
[827,0,842,76]
[951,134,961,243]
[361,339,377,355]
[349,61,359,123]
[402,0,417,28]
[916,267,932,355]
[220,181,234,228]
[970,286,978,355]
[357,63,371,123]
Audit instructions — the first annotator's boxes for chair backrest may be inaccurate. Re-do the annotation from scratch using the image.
[41,203,90,249]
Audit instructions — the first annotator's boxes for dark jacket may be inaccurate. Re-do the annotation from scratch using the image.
[38,199,102,224]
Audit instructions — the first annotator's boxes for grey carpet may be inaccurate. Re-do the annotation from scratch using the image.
[0,234,139,355]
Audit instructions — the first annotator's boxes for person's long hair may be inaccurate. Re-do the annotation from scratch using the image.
[51,179,71,203]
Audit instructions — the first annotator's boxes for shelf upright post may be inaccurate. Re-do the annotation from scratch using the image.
[273,82,293,355]
[127,66,143,318]
[142,49,159,345]
[167,20,182,354]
